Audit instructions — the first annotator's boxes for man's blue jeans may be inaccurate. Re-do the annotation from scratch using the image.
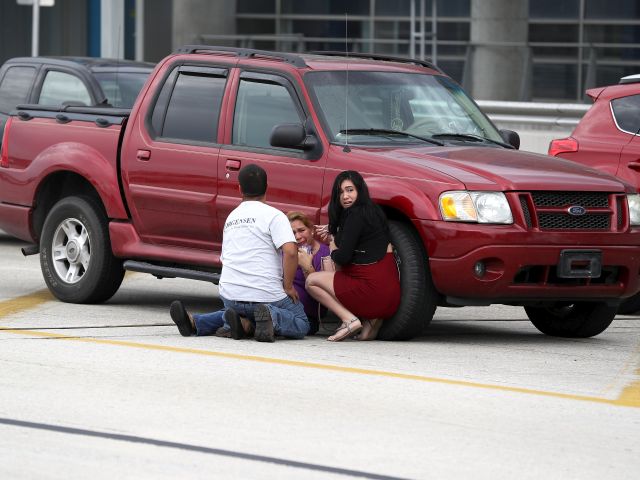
[193,295,309,339]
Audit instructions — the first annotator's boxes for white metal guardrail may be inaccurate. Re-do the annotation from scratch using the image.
[476,101,590,153]
[477,100,590,128]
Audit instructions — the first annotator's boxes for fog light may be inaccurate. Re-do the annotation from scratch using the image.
[474,261,486,278]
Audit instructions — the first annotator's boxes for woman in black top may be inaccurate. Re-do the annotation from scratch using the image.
[306,171,401,341]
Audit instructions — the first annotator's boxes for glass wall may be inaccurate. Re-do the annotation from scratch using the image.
[234,0,640,102]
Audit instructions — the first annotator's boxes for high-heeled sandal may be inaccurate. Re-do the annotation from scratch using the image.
[327,318,362,342]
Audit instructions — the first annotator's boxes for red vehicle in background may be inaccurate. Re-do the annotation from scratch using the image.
[549,74,640,313]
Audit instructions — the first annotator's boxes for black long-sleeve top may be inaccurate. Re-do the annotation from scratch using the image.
[331,207,390,266]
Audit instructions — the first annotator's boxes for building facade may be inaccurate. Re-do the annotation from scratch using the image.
[1,0,639,102]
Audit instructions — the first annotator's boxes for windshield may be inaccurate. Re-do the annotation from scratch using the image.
[304,71,503,145]
[94,72,150,108]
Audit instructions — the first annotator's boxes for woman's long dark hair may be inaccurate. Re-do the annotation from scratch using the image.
[328,170,388,235]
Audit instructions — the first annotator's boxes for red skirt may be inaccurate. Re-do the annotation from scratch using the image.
[334,253,401,319]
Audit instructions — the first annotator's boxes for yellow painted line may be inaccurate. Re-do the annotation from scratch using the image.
[600,341,640,397]
[1,291,639,408]
[615,367,640,408]
[0,290,53,317]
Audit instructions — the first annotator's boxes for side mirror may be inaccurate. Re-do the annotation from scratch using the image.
[270,123,317,150]
[499,129,520,150]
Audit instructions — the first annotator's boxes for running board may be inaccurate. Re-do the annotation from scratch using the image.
[123,260,220,284]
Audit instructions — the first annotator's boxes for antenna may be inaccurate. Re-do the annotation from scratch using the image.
[343,12,351,153]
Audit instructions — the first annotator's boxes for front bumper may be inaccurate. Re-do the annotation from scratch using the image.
[415,220,640,301]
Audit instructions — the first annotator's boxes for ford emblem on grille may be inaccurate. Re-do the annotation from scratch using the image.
[568,205,587,216]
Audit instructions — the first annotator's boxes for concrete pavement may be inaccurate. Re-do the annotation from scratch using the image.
[0,229,638,479]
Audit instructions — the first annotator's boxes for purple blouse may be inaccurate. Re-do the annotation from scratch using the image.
[293,242,330,320]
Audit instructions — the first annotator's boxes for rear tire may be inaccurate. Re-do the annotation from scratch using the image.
[377,220,437,340]
[524,302,616,338]
[40,196,124,303]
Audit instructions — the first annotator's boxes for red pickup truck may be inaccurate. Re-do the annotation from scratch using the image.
[2,46,640,340]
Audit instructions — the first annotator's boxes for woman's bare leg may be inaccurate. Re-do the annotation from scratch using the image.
[305,271,356,323]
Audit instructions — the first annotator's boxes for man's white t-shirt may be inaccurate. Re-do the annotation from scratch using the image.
[218,201,296,303]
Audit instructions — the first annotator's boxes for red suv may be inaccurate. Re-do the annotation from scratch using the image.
[549,74,640,313]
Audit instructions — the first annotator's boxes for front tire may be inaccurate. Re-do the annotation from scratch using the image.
[524,302,616,338]
[618,292,640,315]
[378,220,437,340]
[40,196,124,303]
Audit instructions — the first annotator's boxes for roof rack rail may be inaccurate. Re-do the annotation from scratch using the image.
[311,51,442,73]
[175,45,308,68]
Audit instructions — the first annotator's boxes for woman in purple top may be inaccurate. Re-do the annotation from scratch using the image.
[287,211,330,335]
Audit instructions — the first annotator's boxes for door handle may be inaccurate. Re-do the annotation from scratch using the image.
[225,159,241,171]
[136,149,151,161]
[628,161,640,171]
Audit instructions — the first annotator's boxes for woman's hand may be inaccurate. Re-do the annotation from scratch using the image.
[315,224,333,243]
[297,248,314,274]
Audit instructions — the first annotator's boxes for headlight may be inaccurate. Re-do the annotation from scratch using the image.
[439,191,513,224]
[628,194,640,226]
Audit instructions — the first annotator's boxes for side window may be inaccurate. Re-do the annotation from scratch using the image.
[611,94,640,134]
[0,66,37,113]
[38,71,92,106]
[232,79,302,148]
[150,68,226,143]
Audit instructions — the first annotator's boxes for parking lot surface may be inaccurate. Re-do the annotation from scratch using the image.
[0,230,638,479]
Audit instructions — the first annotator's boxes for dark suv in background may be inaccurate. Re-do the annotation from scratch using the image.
[0,56,154,144]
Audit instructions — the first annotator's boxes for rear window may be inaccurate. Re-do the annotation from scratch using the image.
[611,94,640,134]
[38,71,92,106]
[149,66,227,143]
[0,66,37,113]
[93,72,150,108]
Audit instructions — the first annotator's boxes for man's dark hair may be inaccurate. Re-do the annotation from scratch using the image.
[238,164,267,197]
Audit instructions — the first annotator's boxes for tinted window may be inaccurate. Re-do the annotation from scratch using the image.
[0,66,37,113]
[38,71,92,106]
[158,71,226,143]
[232,79,301,148]
[612,95,640,134]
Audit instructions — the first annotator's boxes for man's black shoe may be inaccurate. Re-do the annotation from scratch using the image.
[254,304,275,342]
[225,308,244,340]
[215,326,232,338]
[170,300,195,336]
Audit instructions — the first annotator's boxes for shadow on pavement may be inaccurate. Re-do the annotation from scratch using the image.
[410,318,617,346]
[107,286,222,312]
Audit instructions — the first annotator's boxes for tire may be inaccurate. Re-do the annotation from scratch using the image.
[39,196,124,303]
[617,292,640,315]
[377,220,437,340]
[524,302,617,338]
